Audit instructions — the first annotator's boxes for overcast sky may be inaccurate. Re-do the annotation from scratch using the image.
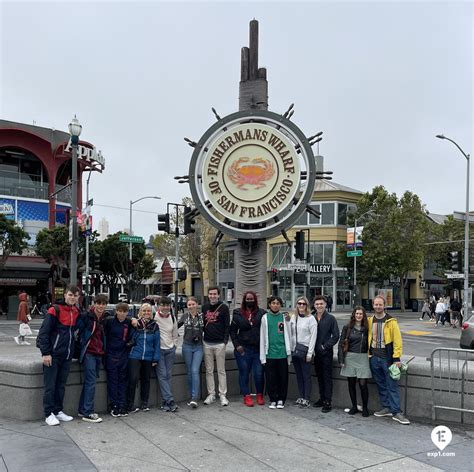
[1,1,472,241]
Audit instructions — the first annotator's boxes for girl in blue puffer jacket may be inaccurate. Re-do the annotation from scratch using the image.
[126,303,160,412]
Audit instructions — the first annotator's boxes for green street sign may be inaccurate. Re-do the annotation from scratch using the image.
[347,250,362,257]
[119,235,144,244]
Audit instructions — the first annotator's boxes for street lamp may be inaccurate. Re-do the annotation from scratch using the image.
[129,196,161,261]
[352,209,377,307]
[68,115,82,286]
[436,134,471,314]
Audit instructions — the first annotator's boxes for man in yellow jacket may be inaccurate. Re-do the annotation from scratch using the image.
[368,295,410,425]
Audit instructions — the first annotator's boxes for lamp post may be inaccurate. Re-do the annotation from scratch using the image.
[436,134,471,313]
[128,195,161,302]
[68,115,82,286]
[352,209,376,307]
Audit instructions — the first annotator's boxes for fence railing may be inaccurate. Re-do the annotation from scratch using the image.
[430,347,474,423]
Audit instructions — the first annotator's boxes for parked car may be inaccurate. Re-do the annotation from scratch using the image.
[460,314,474,349]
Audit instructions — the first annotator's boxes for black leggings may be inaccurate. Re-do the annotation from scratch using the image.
[347,377,368,409]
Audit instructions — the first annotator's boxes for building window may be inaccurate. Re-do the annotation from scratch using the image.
[308,242,334,264]
[337,203,347,225]
[271,244,291,267]
[219,250,234,270]
[321,203,335,225]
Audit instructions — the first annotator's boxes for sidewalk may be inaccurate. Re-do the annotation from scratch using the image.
[1,397,472,471]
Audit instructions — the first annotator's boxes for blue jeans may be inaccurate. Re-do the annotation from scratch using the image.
[43,357,71,417]
[156,346,176,404]
[79,353,102,415]
[370,355,401,414]
[234,346,264,395]
[182,342,203,400]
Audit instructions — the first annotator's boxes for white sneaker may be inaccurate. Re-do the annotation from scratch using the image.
[13,336,20,345]
[82,413,103,423]
[204,394,216,405]
[45,413,60,426]
[220,395,229,406]
[56,411,73,422]
[277,401,285,409]
[268,402,277,409]
[21,341,31,346]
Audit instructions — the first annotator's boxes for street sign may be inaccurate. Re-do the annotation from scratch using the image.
[287,263,308,270]
[446,273,465,279]
[119,235,144,244]
[347,250,362,257]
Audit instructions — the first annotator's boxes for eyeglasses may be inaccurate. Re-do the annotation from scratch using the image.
[297,302,307,306]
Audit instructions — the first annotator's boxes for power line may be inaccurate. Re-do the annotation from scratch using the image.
[94,203,158,215]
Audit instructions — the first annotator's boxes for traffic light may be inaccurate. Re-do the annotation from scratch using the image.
[448,251,461,272]
[89,251,101,270]
[295,231,305,260]
[178,269,187,281]
[183,206,196,234]
[158,213,170,233]
[271,268,278,282]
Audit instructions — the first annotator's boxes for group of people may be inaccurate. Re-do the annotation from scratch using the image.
[36,285,410,427]
[420,296,462,328]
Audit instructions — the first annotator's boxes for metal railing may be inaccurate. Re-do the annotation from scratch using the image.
[430,347,474,423]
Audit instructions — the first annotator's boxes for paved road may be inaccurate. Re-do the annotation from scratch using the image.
[0,311,463,359]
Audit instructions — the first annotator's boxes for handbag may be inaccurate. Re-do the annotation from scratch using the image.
[292,317,309,360]
[19,323,32,336]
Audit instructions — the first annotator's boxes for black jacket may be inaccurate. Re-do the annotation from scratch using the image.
[230,307,265,350]
[337,324,369,364]
[314,310,340,355]
[202,301,230,344]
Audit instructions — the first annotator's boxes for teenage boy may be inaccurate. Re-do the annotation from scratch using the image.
[104,302,133,417]
[154,296,179,412]
[37,285,82,426]
[77,294,110,423]
[312,295,340,413]
[368,295,410,425]
[202,287,230,406]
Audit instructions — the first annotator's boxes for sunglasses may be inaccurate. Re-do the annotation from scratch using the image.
[297,302,307,306]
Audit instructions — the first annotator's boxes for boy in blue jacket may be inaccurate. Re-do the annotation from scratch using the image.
[126,303,160,412]
[104,302,134,417]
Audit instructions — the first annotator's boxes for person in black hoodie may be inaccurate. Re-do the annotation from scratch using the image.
[338,306,371,417]
[202,287,230,406]
[312,295,340,413]
[230,290,265,407]
[37,285,82,426]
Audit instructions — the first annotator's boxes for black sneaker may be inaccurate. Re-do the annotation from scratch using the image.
[362,408,370,417]
[313,399,324,408]
[111,409,120,418]
[140,404,150,412]
[127,406,140,414]
[168,401,178,412]
[321,402,332,413]
[347,406,358,415]
[118,408,128,417]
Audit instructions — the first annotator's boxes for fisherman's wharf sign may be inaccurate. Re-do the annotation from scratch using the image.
[202,123,300,224]
[189,110,316,239]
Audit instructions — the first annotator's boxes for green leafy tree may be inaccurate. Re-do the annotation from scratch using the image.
[339,186,428,311]
[0,215,29,271]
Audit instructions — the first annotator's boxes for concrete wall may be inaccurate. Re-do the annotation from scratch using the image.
[1,348,473,425]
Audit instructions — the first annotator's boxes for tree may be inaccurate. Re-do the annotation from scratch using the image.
[98,232,155,301]
[339,186,428,311]
[0,215,30,271]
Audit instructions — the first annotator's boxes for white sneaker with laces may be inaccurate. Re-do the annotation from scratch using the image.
[45,413,60,426]
[220,395,229,406]
[276,400,285,409]
[268,402,277,409]
[204,394,216,405]
[56,411,73,422]
[13,336,20,345]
